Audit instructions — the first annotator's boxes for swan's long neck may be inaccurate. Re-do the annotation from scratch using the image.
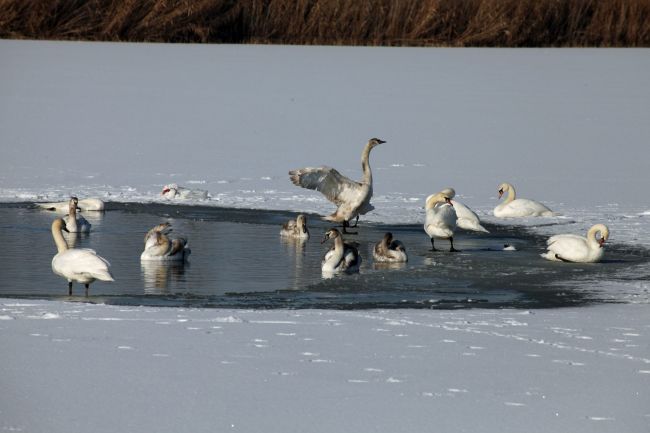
[51,221,68,254]
[69,202,77,219]
[361,143,373,185]
[587,224,608,247]
[504,184,516,203]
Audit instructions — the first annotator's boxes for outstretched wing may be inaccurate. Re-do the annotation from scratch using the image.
[289,166,361,206]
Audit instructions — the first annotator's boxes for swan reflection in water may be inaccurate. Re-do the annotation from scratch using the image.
[281,235,308,289]
[141,260,188,295]
[372,261,407,271]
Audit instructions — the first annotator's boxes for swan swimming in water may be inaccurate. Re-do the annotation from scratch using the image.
[541,224,609,263]
[494,182,556,217]
[321,228,361,274]
[50,218,114,296]
[63,197,92,233]
[37,197,105,212]
[289,137,385,233]
[162,184,209,200]
[141,222,191,261]
[440,188,489,233]
[280,214,310,239]
[424,190,458,252]
[373,232,408,263]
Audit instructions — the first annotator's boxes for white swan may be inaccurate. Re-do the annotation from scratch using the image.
[494,182,556,217]
[37,197,105,212]
[50,218,114,296]
[440,188,489,233]
[373,232,408,263]
[281,214,310,239]
[141,222,191,261]
[424,190,458,252]
[321,228,362,274]
[289,137,384,233]
[63,197,92,233]
[541,224,609,263]
[162,184,209,200]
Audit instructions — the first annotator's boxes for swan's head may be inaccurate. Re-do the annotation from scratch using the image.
[383,232,394,243]
[497,182,513,199]
[592,224,610,248]
[425,192,454,209]
[440,188,456,199]
[162,184,178,196]
[68,196,80,210]
[52,218,69,233]
[321,228,341,244]
[296,214,308,233]
[153,222,172,234]
[368,138,386,148]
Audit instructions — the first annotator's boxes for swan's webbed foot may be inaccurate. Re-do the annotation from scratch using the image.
[348,216,359,228]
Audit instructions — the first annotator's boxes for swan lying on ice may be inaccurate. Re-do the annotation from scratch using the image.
[281,214,310,239]
[494,182,556,217]
[37,197,105,212]
[63,197,91,233]
[424,190,458,252]
[321,228,361,274]
[50,218,113,296]
[141,222,191,261]
[440,188,489,233]
[373,232,408,263]
[162,184,209,200]
[541,224,609,263]
[289,137,384,233]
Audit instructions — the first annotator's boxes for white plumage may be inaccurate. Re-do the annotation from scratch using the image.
[424,191,459,252]
[162,184,209,200]
[321,228,361,274]
[141,222,191,261]
[37,197,105,212]
[439,188,489,233]
[541,224,609,263]
[373,232,408,263]
[280,214,310,239]
[494,182,556,217]
[63,197,92,233]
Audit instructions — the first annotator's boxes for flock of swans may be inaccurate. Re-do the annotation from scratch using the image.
[41,137,610,295]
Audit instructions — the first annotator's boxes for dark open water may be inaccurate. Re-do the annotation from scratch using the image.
[0,202,648,309]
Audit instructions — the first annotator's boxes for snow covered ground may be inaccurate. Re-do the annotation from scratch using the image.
[1,41,649,432]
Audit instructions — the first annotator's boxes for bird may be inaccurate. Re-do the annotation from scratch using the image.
[161,183,209,200]
[289,137,385,233]
[37,197,105,212]
[373,232,408,263]
[541,224,609,263]
[440,188,489,233]
[424,190,458,252]
[321,228,362,274]
[141,222,191,261]
[50,218,113,296]
[280,214,310,239]
[494,182,556,217]
[63,197,91,233]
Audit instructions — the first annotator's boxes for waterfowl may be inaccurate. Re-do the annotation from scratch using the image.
[281,214,310,239]
[289,137,385,233]
[424,191,458,252]
[50,218,113,296]
[141,222,191,261]
[321,228,361,273]
[63,197,92,233]
[37,197,105,212]
[373,232,408,263]
[541,224,609,263]
[162,184,209,200]
[494,182,556,217]
[440,188,489,233]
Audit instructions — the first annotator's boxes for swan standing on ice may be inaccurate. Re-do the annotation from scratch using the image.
[141,222,191,261]
[424,190,458,252]
[373,232,408,263]
[281,214,310,239]
[321,228,361,274]
[162,184,209,200]
[37,197,105,212]
[289,137,385,233]
[541,224,609,263]
[50,218,113,296]
[440,188,489,233]
[494,182,556,217]
[63,197,92,233]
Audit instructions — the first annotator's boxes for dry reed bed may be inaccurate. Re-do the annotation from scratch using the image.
[1,0,649,46]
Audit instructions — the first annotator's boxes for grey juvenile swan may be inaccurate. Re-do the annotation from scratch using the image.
[289,137,385,233]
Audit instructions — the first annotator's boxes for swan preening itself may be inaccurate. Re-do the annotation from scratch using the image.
[63,197,92,233]
[440,188,489,233]
[541,224,609,263]
[141,222,191,261]
[494,182,556,218]
[37,197,105,212]
[373,232,408,263]
[289,138,385,233]
[50,218,113,296]
[321,228,362,274]
[281,214,310,239]
[162,184,209,200]
[424,191,459,252]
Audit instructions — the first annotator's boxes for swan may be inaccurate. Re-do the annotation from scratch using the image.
[321,228,362,273]
[289,137,385,233]
[281,214,310,239]
[63,197,92,233]
[373,232,408,263]
[440,188,489,233]
[50,218,113,296]
[162,184,209,200]
[37,197,105,212]
[494,183,556,217]
[541,224,609,263]
[141,222,191,261]
[424,190,458,252]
